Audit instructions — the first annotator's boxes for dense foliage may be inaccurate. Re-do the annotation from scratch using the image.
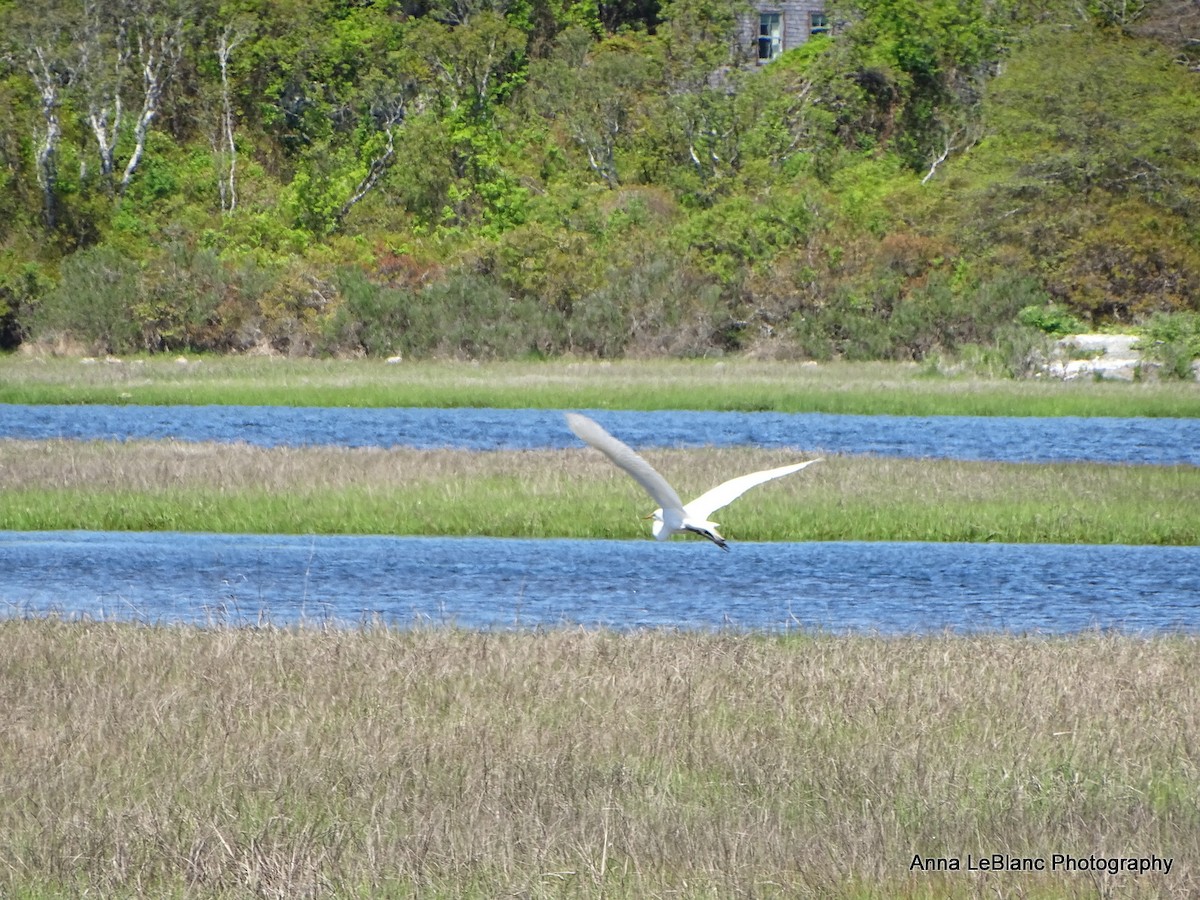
[1,0,1197,370]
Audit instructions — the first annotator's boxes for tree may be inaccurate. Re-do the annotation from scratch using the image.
[75,0,188,194]
[409,11,527,118]
[396,12,529,230]
[524,28,663,188]
[214,20,251,213]
[24,46,66,227]
[827,0,1003,173]
[942,26,1200,319]
[0,0,191,229]
[3,0,77,227]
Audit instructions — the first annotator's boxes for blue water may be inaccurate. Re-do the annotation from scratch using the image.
[4,406,1197,633]
[4,532,1198,634]
[2,404,1199,464]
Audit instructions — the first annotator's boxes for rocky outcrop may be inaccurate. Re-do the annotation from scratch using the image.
[1045,334,1145,381]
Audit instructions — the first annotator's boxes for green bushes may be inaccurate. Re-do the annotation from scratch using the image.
[1017,303,1086,336]
[321,256,727,361]
[1140,311,1200,380]
[677,192,816,285]
[322,269,555,359]
[34,246,143,354]
[0,256,50,350]
[942,27,1200,323]
[29,236,728,362]
[789,269,1050,364]
[323,269,411,357]
[135,245,234,352]
[413,274,553,359]
[31,243,295,355]
[3,4,1198,370]
[578,266,728,358]
[21,238,1074,367]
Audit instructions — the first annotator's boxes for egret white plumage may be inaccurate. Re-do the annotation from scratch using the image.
[565,412,821,550]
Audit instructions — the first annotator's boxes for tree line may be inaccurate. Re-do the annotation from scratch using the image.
[1,0,1198,370]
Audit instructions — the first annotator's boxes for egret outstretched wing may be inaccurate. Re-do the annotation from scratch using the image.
[565,412,685,515]
[684,459,822,521]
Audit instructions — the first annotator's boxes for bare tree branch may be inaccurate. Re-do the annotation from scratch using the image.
[215,23,250,213]
[120,20,184,191]
[25,46,64,227]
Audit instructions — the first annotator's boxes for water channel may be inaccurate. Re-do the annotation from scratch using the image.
[3,404,1199,464]
[4,531,1197,635]
[4,404,1196,633]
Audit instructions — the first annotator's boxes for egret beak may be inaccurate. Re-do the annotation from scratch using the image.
[642,512,655,520]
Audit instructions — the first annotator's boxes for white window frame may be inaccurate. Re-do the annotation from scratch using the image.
[758,12,783,63]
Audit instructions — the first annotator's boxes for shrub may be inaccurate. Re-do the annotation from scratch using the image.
[0,258,51,350]
[324,269,556,360]
[491,221,605,314]
[956,325,1055,378]
[588,254,727,358]
[1017,303,1086,336]
[33,246,143,354]
[789,273,1049,363]
[323,269,412,357]
[1139,311,1200,380]
[136,245,231,352]
[407,273,556,359]
[676,192,815,285]
[254,266,337,357]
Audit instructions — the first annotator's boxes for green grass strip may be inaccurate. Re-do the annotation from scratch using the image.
[2,440,1197,544]
[3,355,1199,416]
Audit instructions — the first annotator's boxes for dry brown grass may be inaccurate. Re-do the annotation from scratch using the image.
[0,438,470,492]
[1,621,1196,898]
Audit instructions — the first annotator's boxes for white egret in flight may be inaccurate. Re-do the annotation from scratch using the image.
[565,412,821,550]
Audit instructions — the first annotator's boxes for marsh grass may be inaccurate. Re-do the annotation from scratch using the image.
[2,439,1198,544]
[3,355,1199,417]
[0,621,1196,898]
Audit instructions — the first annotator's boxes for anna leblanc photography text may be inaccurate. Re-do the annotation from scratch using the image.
[910,853,1174,875]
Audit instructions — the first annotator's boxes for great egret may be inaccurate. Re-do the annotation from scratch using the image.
[565,412,821,550]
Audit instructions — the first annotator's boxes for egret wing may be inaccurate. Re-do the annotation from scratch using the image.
[683,459,821,521]
[565,413,685,513]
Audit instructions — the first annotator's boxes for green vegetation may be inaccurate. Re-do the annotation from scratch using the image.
[1017,304,1088,338]
[3,439,1197,544]
[1,621,1196,898]
[1140,311,1200,380]
[0,1,1198,368]
[4,355,1200,417]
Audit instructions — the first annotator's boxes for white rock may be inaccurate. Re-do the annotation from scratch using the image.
[1048,333,1145,381]
[1064,333,1139,355]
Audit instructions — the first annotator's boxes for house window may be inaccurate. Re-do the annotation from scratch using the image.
[758,13,782,62]
[810,12,829,35]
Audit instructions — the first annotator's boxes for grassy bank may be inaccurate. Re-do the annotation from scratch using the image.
[3,355,1199,417]
[2,439,1198,544]
[0,621,1195,899]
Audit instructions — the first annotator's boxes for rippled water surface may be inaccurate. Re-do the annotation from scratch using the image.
[5,405,1197,632]
[3,404,1200,464]
[5,532,1197,634]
